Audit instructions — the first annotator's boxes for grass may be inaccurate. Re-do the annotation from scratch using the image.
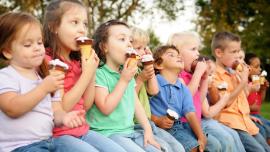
[261,101,270,120]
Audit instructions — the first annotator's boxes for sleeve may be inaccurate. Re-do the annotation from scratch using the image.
[0,70,19,94]
[95,69,108,89]
[182,86,195,116]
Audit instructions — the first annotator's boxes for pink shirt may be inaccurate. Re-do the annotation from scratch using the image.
[46,55,89,137]
[179,71,202,123]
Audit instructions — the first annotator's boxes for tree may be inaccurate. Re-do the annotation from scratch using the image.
[195,0,270,57]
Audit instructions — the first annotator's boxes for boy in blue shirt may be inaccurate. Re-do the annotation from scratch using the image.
[150,45,207,152]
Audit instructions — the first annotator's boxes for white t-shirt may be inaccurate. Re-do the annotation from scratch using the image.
[0,66,54,152]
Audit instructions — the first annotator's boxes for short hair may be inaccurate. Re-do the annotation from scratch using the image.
[153,45,179,74]
[131,27,149,44]
[167,32,201,50]
[211,31,241,56]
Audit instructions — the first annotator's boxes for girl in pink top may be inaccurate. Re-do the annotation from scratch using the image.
[43,0,127,151]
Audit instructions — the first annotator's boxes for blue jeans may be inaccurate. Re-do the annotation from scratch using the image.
[252,114,270,139]
[202,118,245,152]
[237,129,270,152]
[80,130,127,152]
[135,120,185,152]
[220,124,246,152]
[109,130,161,152]
[12,135,99,152]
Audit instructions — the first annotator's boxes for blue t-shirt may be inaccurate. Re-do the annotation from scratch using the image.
[150,74,195,118]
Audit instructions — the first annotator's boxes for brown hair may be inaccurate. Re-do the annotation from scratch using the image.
[0,12,48,78]
[211,31,241,56]
[153,45,179,74]
[93,20,129,67]
[43,0,86,61]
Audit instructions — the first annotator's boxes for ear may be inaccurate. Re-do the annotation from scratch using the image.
[154,62,164,71]
[99,43,108,53]
[215,48,223,58]
[2,48,12,60]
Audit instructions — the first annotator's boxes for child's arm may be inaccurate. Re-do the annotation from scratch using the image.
[95,60,137,115]
[185,112,207,152]
[226,65,249,106]
[202,93,230,118]
[259,80,269,101]
[249,102,260,112]
[187,61,207,96]
[134,91,160,149]
[135,65,158,95]
[52,102,85,128]
[62,53,98,111]
[0,73,64,118]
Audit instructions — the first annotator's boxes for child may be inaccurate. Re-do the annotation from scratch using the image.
[209,31,270,152]
[245,53,270,144]
[0,12,95,152]
[131,27,185,152]
[43,0,126,151]
[86,20,160,152]
[168,32,246,152]
[150,45,206,152]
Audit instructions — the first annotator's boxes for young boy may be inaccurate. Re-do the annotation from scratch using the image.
[168,32,246,152]
[131,27,185,152]
[209,31,270,152]
[150,45,207,152]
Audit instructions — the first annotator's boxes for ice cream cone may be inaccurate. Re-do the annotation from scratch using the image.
[126,48,139,68]
[49,59,69,101]
[76,36,93,60]
[141,54,154,66]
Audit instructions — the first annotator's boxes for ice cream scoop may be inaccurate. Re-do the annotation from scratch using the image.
[166,109,179,120]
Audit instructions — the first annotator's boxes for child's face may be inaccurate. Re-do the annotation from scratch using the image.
[239,50,245,63]
[249,57,261,76]
[105,25,132,65]
[159,48,184,71]
[217,41,241,68]
[56,4,88,53]
[177,39,200,72]
[132,40,147,56]
[8,23,45,69]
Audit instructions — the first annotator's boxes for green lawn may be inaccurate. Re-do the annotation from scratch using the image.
[261,101,270,120]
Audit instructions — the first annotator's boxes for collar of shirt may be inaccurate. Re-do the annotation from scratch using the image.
[156,74,182,89]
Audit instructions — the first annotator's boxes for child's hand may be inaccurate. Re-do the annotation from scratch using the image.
[198,135,207,152]
[194,61,207,77]
[250,115,263,125]
[248,83,260,92]
[261,79,269,90]
[143,129,161,150]
[144,47,153,55]
[156,116,174,129]
[62,110,86,128]
[238,64,249,84]
[138,64,155,82]
[42,71,65,93]
[120,59,138,83]
[219,92,230,104]
[81,51,100,74]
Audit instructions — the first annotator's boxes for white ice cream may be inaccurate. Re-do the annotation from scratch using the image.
[167,109,179,120]
[49,59,69,70]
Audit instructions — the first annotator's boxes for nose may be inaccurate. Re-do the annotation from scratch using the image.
[78,22,87,35]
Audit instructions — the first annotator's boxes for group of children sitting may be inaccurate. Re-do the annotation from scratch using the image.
[0,0,270,152]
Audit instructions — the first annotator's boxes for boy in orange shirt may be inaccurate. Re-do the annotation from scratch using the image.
[209,31,270,152]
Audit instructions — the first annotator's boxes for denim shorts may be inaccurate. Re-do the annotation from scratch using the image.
[167,121,199,152]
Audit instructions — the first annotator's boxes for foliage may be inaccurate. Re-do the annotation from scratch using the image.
[195,0,270,58]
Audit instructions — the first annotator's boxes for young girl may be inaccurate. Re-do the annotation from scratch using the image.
[43,0,126,151]
[168,32,246,152]
[0,12,94,152]
[86,20,161,152]
[245,53,270,145]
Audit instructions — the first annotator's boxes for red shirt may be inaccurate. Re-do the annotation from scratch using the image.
[247,91,262,115]
[46,55,89,137]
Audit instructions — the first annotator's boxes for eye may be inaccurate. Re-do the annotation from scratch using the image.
[38,41,43,45]
[23,43,31,47]
[71,20,78,25]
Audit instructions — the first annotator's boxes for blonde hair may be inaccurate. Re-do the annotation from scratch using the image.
[131,27,150,44]
[167,32,201,50]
